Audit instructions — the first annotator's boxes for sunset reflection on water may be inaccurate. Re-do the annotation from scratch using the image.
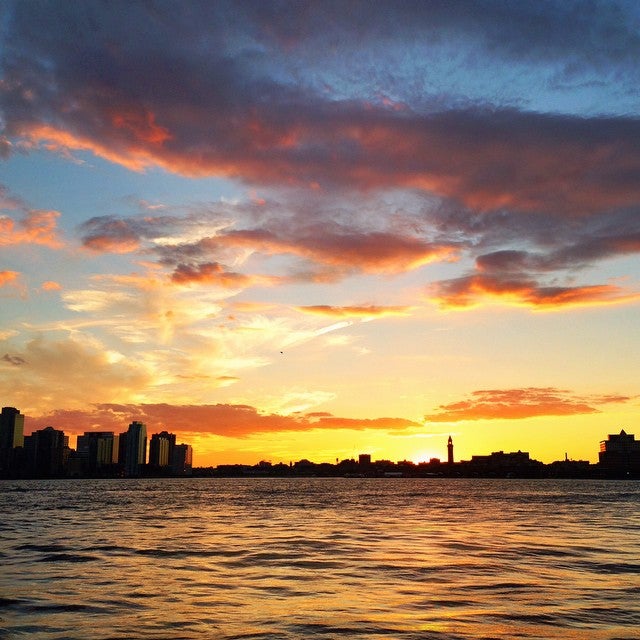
[1,478,639,639]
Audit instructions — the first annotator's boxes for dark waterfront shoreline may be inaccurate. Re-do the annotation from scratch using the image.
[3,460,639,481]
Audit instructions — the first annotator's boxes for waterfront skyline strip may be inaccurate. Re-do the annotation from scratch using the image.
[2,406,639,479]
[1,2,639,466]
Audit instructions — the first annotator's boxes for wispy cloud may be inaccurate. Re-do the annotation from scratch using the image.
[296,305,412,319]
[80,208,456,280]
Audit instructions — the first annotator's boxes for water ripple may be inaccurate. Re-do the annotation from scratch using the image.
[1,477,639,640]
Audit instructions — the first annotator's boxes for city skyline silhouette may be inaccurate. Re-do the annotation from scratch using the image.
[3,405,639,479]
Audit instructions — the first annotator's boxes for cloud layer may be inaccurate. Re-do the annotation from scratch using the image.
[2,2,640,213]
[2,2,640,311]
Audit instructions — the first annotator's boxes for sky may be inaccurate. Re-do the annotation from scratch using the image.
[1,0,640,466]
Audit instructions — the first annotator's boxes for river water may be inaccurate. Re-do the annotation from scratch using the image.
[0,478,639,640]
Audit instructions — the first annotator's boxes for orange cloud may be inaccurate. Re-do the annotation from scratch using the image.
[110,107,172,145]
[41,281,62,291]
[23,124,161,173]
[26,403,422,438]
[0,271,19,287]
[0,209,62,248]
[428,274,639,310]
[424,387,632,422]
[296,304,412,319]
[22,122,240,177]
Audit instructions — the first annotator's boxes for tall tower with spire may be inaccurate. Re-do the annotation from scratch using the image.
[447,435,454,465]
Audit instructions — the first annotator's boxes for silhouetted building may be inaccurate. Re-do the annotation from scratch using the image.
[124,421,147,477]
[599,429,640,473]
[547,458,592,478]
[447,435,454,464]
[149,431,176,469]
[24,426,65,477]
[464,450,543,477]
[0,406,24,476]
[77,431,118,474]
[117,431,127,466]
[293,458,316,475]
[471,450,531,465]
[358,453,371,466]
[171,444,192,476]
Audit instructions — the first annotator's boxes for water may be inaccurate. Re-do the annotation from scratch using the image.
[1,478,639,640]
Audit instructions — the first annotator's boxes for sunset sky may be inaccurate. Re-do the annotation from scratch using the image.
[1,0,639,466]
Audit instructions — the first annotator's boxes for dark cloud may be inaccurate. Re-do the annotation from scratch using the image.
[425,387,632,422]
[0,184,25,209]
[476,250,546,274]
[3,2,640,215]
[2,353,26,366]
[476,225,640,274]
[81,216,142,253]
[430,205,640,307]
[242,0,640,73]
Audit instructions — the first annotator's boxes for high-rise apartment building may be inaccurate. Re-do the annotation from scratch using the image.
[171,443,193,476]
[0,406,24,449]
[149,431,176,469]
[77,431,119,473]
[124,421,147,477]
[0,407,25,475]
